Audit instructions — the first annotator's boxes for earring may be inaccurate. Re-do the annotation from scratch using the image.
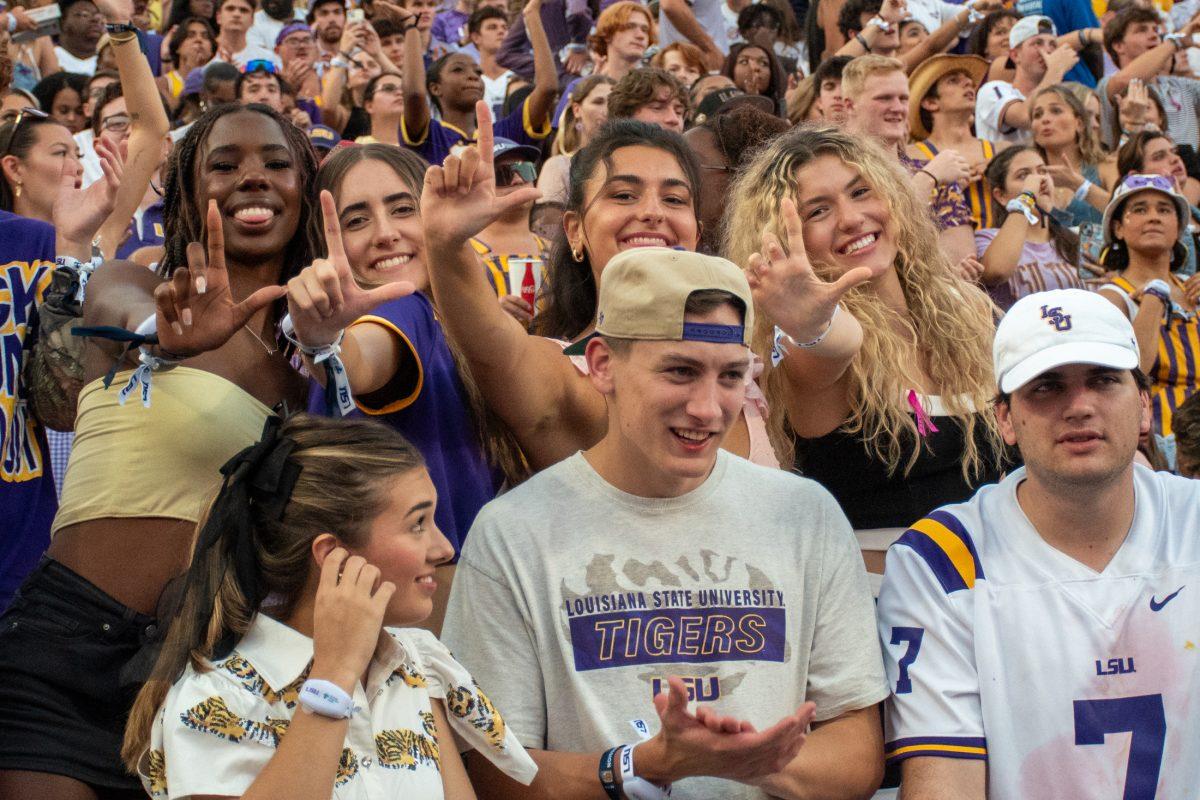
[571,246,584,262]
[13,181,20,198]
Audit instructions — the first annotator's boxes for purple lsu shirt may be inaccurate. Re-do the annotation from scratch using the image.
[0,210,58,610]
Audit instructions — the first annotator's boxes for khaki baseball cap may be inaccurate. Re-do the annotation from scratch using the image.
[562,248,755,355]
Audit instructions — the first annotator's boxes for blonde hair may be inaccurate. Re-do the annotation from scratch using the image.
[722,125,1003,476]
[123,415,426,771]
[840,54,904,101]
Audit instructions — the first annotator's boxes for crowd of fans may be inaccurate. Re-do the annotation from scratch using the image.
[0,0,1198,796]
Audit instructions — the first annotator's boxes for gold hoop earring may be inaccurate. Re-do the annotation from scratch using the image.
[571,246,583,262]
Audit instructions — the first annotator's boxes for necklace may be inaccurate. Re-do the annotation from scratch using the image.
[241,324,278,356]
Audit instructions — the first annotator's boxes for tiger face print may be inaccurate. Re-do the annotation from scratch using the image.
[445,681,507,750]
[180,696,290,747]
[375,713,441,772]
[220,654,307,707]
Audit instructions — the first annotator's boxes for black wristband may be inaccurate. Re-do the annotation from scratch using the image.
[855,32,871,52]
[599,746,622,800]
[105,21,137,34]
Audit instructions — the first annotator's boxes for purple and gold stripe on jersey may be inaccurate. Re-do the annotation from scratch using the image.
[894,510,985,594]
[885,736,988,764]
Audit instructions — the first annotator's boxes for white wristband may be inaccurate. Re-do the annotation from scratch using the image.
[771,306,841,367]
[619,743,671,800]
[298,679,358,719]
[1073,179,1093,203]
[281,313,355,417]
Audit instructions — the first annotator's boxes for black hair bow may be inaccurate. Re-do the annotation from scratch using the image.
[191,415,302,658]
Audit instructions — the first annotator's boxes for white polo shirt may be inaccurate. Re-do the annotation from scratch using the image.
[139,614,537,799]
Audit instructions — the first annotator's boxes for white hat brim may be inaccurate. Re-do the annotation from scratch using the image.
[999,342,1138,393]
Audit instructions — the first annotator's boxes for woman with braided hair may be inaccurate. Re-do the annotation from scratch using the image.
[0,101,320,799]
[121,414,537,798]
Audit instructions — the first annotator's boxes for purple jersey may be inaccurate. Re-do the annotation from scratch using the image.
[307,292,499,555]
[401,96,550,166]
[0,210,58,610]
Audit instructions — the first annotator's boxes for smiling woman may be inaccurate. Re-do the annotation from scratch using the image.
[421,108,779,472]
[284,143,525,630]
[0,103,320,798]
[725,125,1006,578]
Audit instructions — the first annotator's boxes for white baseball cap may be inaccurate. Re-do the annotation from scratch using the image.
[1009,15,1056,49]
[993,289,1139,393]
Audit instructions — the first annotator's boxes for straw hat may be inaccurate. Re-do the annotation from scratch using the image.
[907,54,989,142]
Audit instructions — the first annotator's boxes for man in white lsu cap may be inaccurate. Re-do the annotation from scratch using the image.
[444,247,889,800]
[973,14,1080,145]
[878,288,1200,799]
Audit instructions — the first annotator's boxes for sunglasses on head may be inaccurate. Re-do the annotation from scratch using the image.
[242,59,279,75]
[495,160,537,185]
[0,107,50,158]
[1123,174,1174,193]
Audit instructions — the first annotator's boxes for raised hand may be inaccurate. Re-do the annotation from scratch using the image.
[923,149,970,187]
[153,200,287,357]
[638,676,816,783]
[1044,43,1079,79]
[879,0,906,26]
[93,0,133,23]
[287,190,416,347]
[746,198,875,344]
[421,101,542,247]
[310,548,396,693]
[1045,158,1084,192]
[1119,78,1150,128]
[52,136,124,251]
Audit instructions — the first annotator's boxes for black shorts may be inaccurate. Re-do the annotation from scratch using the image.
[0,557,157,792]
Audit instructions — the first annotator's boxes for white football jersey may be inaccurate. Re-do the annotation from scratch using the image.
[877,464,1200,799]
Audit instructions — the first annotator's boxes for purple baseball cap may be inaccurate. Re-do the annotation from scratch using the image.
[276,22,314,47]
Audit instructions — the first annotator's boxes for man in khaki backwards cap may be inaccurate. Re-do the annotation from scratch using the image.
[443,247,888,800]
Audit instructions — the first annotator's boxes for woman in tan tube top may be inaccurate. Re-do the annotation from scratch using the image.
[0,102,321,800]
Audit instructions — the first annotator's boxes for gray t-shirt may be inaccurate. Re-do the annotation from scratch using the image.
[442,451,888,799]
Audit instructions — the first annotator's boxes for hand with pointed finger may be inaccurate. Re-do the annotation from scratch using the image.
[309,548,396,693]
[745,197,875,344]
[287,190,417,347]
[635,675,816,783]
[421,101,543,248]
[1045,162,1084,192]
[153,200,288,358]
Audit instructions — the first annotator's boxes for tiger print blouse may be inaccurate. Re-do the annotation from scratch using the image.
[138,614,538,798]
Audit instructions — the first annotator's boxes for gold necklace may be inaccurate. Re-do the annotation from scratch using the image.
[241,324,278,356]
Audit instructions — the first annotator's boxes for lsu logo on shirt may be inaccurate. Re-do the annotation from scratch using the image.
[0,258,52,483]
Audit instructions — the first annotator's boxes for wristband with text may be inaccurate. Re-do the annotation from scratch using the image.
[599,746,622,800]
[1141,278,1173,306]
[298,679,358,719]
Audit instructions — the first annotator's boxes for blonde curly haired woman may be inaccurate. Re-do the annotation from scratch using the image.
[724,125,1007,589]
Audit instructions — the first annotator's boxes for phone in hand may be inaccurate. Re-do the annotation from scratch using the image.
[12,4,60,43]
[348,8,365,24]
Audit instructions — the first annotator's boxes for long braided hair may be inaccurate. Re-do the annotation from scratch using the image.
[158,103,322,283]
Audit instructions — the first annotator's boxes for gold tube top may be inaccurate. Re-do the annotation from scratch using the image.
[52,367,273,535]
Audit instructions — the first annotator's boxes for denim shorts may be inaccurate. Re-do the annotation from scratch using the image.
[0,557,157,792]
